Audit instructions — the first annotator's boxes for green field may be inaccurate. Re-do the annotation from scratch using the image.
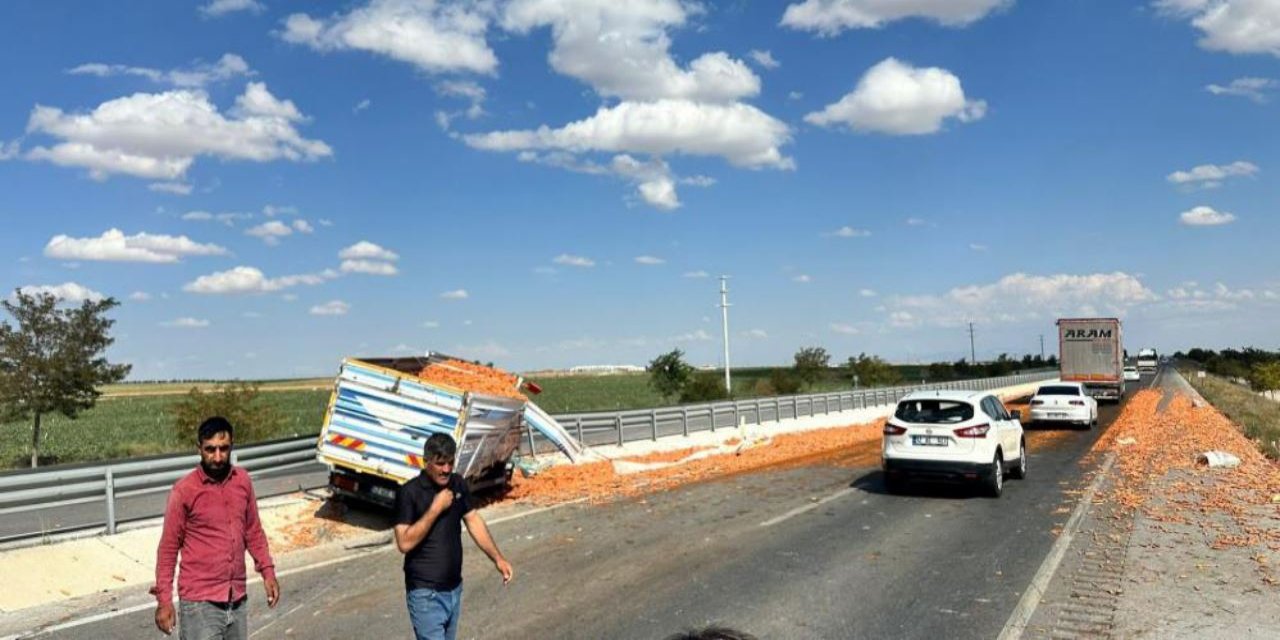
[0,365,1008,470]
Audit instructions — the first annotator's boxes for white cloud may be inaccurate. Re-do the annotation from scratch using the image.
[825,225,871,237]
[749,49,780,69]
[436,80,486,119]
[969,243,988,251]
[310,300,350,316]
[672,329,713,343]
[502,0,760,103]
[246,220,293,245]
[16,282,105,302]
[1205,77,1278,101]
[281,0,498,75]
[782,0,1012,35]
[1179,205,1237,226]
[67,53,253,88]
[292,219,315,234]
[889,310,919,328]
[261,204,298,217]
[741,328,769,339]
[162,317,210,328]
[200,0,265,17]
[44,228,228,263]
[515,151,690,210]
[888,272,1158,328]
[319,219,334,227]
[1155,0,1280,57]
[423,320,440,328]
[338,240,399,261]
[440,289,469,299]
[452,340,510,359]
[683,270,710,278]
[183,265,337,294]
[129,291,152,302]
[793,274,812,283]
[0,140,20,160]
[1214,282,1256,300]
[635,255,665,265]
[149,182,193,195]
[906,217,929,226]
[788,91,804,100]
[467,99,793,170]
[1166,160,1258,187]
[340,259,399,275]
[25,82,331,181]
[553,253,595,268]
[830,323,860,335]
[805,58,986,135]
[859,288,877,297]
[353,98,372,114]
[183,210,253,226]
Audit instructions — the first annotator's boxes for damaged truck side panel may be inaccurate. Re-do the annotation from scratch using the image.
[316,357,525,508]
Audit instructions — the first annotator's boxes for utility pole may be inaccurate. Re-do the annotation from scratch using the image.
[1039,334,1045,361]
[719,275,732,393]
[968,322,977,364]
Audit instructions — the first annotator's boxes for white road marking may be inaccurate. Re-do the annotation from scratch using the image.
[758,487,858,527]
[995,451,1118,640]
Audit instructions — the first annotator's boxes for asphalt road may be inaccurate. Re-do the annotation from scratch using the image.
[36,378,1151,640]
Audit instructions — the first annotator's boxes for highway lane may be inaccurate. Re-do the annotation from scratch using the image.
[36,378,1150,640]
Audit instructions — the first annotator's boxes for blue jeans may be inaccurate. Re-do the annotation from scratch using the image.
[406,584,463,640]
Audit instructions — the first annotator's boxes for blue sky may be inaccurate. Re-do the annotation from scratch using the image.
[2,0,1278,380]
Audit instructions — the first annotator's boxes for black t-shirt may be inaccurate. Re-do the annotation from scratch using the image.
[395,472,473,591]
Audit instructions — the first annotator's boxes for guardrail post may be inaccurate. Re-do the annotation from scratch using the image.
[732,402,739,428]
[616,415,624,447]
[710,405,717,433]
[775,398,781,422]
[105,466,117,536]
[755,399,762,424]
[576,417,584,444]
[651,409,659,441]
[681,407,689,437]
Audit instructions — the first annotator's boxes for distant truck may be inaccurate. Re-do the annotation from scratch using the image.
[1057,318,1125,403]
[315,354,584,508]
[1136,348,1158,373]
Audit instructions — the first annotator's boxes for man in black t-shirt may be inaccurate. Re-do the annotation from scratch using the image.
[395,433,514,640]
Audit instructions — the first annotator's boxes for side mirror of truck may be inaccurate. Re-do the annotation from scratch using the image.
[1010,410,1022,422]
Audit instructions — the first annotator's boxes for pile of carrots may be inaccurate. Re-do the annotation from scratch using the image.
[417,358,527,400]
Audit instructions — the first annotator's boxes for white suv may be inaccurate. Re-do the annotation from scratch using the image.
[882,390,1026,497]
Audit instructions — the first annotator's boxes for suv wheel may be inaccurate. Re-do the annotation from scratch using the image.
[1009,439,1027,480]
[986,451,1004,497]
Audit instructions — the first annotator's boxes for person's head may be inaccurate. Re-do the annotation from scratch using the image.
[664,627,757,640]
[197,416,234,481]
[422,433,457,487]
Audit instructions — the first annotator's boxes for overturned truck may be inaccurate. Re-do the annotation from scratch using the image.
[315,354,584,507]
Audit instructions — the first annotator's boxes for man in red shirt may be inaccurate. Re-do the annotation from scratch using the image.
[151,416,280,637]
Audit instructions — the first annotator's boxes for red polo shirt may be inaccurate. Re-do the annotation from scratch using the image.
[151,465,276,605]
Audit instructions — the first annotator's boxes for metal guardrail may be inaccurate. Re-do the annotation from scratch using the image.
[526,370,1058,453]
[0,370,1055,539]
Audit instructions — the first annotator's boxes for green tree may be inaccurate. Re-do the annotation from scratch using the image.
[769,368,803,395]
[792,346,831,388]
[1249,362,1280,400]
[0,291,131,468]
[169,381,284,444]
[680,371,730,403]
[647,349,694,401]
[845,353,902,387]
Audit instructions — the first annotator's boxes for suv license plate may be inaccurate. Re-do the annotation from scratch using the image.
[370,485,396,501]
[912,436,949,447]
[1049,412,1067,418]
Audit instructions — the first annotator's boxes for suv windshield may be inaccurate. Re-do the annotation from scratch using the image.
[1037,386,1081,396]
[894,400,974,424]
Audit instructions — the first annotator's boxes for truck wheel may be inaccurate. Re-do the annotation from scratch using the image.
[985,451,1004,498]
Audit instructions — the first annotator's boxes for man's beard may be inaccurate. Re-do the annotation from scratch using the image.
[202,461,231,481]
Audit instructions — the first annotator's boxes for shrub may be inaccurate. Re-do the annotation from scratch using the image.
[169,382,284,445]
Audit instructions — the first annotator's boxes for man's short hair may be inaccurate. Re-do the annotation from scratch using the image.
[423,433,457,461]
[664,627,757,640]
[198,416,234,443]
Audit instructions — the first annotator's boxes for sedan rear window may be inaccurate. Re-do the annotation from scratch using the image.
[1037,386,1081,396]
[894,400,974,424]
